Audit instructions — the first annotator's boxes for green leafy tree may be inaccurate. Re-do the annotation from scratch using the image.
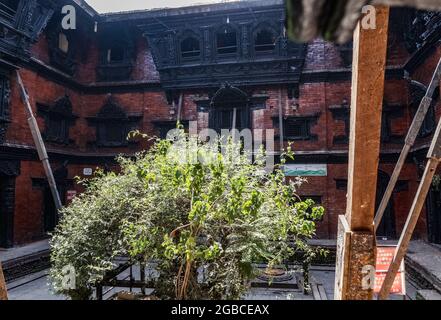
[50,131,325,300]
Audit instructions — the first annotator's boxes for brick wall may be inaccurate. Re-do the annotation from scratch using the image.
[3,20,439,246]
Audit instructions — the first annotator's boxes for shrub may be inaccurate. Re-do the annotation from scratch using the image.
[50,131,325,300]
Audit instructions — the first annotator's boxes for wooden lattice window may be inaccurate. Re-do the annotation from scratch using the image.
[181,37,200,58]
[38,96,77,145]
[89,96,142,147]
[284,118,312,140]
[255,29,276,52]
[107,45,125,63]
[217,26,237,55]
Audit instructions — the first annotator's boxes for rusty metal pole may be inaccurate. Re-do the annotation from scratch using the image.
[16,71,62,212]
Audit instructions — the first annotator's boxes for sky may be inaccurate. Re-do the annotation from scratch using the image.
[85,0,226,13]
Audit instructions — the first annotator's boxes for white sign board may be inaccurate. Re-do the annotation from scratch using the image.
[284,164,327,177]
[83,168,93,176]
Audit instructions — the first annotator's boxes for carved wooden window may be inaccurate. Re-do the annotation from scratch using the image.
[255,29,276,52]
[89,97,142,147]
[283,117,318,141]
[107,45,125,63]
[210,84,250,133]
[0,0,18,19]
[97,27,135,82]
[217,26,237,55]
[181,37,200,58]
[47,117,68,143]
[47,13,77,76]
[37,96,77,145]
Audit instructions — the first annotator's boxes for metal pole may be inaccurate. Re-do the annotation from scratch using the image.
[374,58,441,232]
[16,71,62,212]
[378,109,441,299]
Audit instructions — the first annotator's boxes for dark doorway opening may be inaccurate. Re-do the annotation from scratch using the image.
[376,171,397,240]
[33,165,69,235]
[426,186,441,244]
[0,176,15,248]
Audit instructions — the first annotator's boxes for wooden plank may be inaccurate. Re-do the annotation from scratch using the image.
[375,57,441,232]
[346,6,390,232]
[334,215,351,300]
[335,6,390,300]
[16,71,62,212]
[0,261,8,300]
[378,115,441,299]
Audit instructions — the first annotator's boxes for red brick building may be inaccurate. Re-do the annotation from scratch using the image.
[0,0,440,247]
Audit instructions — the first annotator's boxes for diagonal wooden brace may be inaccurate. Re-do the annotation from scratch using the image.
[378,105,441,299]
[374,57,441,232]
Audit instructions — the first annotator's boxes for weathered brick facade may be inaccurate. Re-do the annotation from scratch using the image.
[0,0,440,247]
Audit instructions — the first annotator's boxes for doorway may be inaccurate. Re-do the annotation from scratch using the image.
[0,176,15,248]
[376,171,397,239]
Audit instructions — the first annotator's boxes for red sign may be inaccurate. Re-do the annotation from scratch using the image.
[374,246,406,295]
[66,190,77,202]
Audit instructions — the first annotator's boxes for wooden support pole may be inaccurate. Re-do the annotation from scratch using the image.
[375,57,441,232]
[16,71,62,212]
[378,113,441,299]
[0,261,7,300]
[278,88,284,153]
[334,6,390,300]
[177,91,184,124]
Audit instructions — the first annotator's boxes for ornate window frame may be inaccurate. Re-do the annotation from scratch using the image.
[215,24,239,58]
[87,96,142,148]
[47,15,78,75]
[273,114,320,141]
[96,27,136,82]
[253,22,278,55]
[179,30,201,62]
[37,95,77,145]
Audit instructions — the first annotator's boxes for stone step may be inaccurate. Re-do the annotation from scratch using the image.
[406,241,441,293]
[416,289,441,300]
[3,250,50,283]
